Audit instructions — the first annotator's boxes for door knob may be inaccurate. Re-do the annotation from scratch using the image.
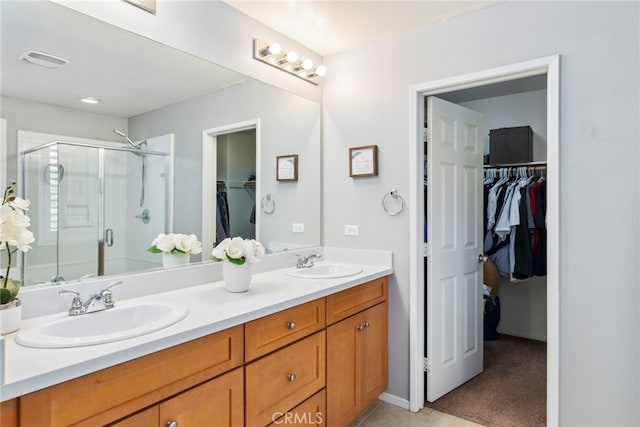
[478,254,488,263]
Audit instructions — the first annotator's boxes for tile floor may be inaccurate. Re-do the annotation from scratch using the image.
[350,401,484,427]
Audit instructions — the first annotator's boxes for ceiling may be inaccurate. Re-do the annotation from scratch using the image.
[224,0,503,56]
[1,1,246,118]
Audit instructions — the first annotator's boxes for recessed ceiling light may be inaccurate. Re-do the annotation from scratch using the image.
[80,97,102,104]
[20,50,69,69]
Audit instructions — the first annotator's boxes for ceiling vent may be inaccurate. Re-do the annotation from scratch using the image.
[20,50,69,69]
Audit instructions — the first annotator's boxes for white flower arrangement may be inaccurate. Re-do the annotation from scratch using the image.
[148,233,202,256]
[211,237,265,265]
[0,181,35,304]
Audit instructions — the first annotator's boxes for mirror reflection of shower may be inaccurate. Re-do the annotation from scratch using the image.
[113,130,147,207]
[19,132,173,286]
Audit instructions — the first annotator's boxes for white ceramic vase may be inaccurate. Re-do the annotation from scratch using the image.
[1,298,22,335]
[223,261,253,293]
[162,253,190,268]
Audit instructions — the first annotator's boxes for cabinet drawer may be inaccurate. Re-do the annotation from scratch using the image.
[246,298,325,361]
[20,325,244,427]
[245,331,326,427]
[326,276,388,325]
[268,389,326,427]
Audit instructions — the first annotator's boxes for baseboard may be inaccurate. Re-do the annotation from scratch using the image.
[378,392,410,410]
[496,328,547,342]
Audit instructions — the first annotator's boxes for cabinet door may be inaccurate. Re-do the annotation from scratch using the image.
[159,367,244,427]
[326,312,362,426]
[111,407,158,427]
[326,302,388,426]
[359,302,388,407]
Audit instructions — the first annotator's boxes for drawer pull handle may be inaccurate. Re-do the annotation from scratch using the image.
[287,321,296,330]
[288,373,297,382]
[167,421,178,427]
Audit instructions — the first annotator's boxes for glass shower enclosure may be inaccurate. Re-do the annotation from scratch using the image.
[20,140,171,285]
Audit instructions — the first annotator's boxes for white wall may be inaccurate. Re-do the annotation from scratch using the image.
[323,2,639,426]
[52,0,322,103]
[1,96,127,182]
[128,79,321,254]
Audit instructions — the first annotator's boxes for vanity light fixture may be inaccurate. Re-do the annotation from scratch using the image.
[253,39,326,85]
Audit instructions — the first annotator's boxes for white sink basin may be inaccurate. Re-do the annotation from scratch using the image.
[16,302,188,349]
[287,264,363,279]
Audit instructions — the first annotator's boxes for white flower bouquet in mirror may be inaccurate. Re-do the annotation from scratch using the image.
[211,237,265,265]
[148,233,202,256]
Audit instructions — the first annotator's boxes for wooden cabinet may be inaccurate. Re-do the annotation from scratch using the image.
[245,298,325,362]
[245,331,326,427]
[19,326,244,426]
[268,390,326,427]
[113,368,244,427]
[326,278,389,426]
[11,275,389,427]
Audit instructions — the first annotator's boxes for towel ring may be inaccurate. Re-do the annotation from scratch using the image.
[261,193,275,214]
[382,189,405,216]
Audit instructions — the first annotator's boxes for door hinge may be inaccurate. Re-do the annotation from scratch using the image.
[423,357,431,373]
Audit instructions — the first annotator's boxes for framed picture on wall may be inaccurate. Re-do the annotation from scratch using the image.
[276,154,299,181]
[349,145,378,177]
[123,0,157,14]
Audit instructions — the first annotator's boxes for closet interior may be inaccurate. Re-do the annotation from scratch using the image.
[423,74,548,426]
[215,129,257,244]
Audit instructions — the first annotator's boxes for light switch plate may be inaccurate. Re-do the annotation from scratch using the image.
[344,224,359,236]
[292,223,304,233]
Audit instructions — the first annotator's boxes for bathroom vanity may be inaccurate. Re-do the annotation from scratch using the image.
[0,256,390,427]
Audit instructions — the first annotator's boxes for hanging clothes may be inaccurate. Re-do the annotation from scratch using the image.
[483,165,547,280]
[216,183,230,243]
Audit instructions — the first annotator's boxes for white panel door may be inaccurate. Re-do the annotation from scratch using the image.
[426,96,484,402]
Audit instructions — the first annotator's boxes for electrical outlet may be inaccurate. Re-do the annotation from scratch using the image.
[292,223,304,233]
[344,224,359,236]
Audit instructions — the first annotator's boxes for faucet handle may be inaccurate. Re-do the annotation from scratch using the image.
[99,281,123,308]
[105,281,123,291]
[59,290,83,314]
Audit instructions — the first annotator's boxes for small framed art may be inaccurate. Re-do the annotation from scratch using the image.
[277,154,299,181]
[349,145,378,177]
[123,0,157,14]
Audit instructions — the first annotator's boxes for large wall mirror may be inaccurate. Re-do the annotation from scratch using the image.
[1,1,321,286]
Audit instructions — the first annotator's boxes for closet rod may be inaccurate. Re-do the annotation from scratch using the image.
[484,161,547,168]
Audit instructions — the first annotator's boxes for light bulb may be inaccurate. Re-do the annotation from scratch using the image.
[301,59,314,70]
[267,43,281,55]
[315,65,327,77]
[285,51,298,63]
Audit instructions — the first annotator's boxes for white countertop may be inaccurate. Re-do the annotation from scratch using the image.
[0,259,392,401]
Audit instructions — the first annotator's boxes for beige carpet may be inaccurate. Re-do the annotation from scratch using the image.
[426,335,546,427]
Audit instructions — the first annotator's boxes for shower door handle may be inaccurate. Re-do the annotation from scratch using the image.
[105,228,114,247]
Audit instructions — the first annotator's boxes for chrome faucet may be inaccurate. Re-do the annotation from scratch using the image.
[59,281,123,316]
[295,252,322,269]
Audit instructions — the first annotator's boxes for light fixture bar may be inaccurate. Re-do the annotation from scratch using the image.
[253,39,325,85]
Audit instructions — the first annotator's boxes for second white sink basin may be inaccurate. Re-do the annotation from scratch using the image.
[287,264,363,279]
[16,302,188,349]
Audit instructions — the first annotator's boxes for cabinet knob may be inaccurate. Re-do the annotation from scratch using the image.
[287,321,296,330]
[167,421,178,427]
[287,373,297,382]
[363,321,370,328]
[357,324,365,331]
